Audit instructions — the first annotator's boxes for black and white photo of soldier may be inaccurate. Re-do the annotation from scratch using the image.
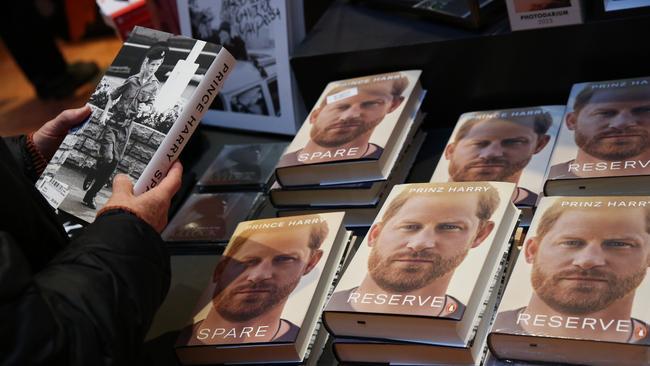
[188,0,281,117]
[82,42,168,210]
[40,27,218,223]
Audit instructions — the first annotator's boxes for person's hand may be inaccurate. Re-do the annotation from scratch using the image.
[32,105,92,161]
[102,161,183,233]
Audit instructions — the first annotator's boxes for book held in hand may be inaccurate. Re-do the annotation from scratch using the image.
[489,195,650,365]
[36,26,235,223]
[275,70,424,187]
[175,213,349,364]
[545,76,650,196]
[323,182,519,350]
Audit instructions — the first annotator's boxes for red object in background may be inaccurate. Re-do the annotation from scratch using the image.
[104,0,154,40]
[65,0,98,41]
[146,0,181,35]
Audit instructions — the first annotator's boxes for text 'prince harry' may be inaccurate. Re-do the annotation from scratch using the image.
[328,184,500,319]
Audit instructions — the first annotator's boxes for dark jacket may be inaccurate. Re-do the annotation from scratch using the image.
[0,136,170,365]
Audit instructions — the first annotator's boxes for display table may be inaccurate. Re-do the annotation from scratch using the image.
[141,2,650,364]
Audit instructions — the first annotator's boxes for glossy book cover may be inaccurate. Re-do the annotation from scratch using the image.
[431,105,563,207]
[177,212,345,347]
[326,181,515,321]
[276,70,422,168]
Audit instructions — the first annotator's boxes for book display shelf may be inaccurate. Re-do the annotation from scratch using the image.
[146,1,650,364]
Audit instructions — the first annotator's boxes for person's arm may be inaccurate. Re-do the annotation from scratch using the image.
[0,161,182,365]
[2,134,48,183]
[0,211,168,365]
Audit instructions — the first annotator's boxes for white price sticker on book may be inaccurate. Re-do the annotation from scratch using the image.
[326,87,358,104]
[39,177,70,209]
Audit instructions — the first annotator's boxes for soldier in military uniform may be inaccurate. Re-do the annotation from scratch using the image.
[82,42,168,209]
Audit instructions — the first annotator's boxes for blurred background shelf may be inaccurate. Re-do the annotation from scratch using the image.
[292,0,650,131]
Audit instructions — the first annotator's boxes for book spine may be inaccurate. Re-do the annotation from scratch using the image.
[134,47,236,195]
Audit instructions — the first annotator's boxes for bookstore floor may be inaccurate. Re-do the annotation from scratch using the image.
[0,35,121,136]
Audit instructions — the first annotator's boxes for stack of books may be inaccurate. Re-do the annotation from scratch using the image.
[486,75,650,365]
[430,105,564,225]
[166,70,650,364]
[489,195,650,365]
[162,142,288,252]
[322,181,520,365]
[271,70,427,228]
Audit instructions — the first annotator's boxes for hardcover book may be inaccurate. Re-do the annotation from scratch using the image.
[175,212,349,364]
[162,192,263,246]
[489,195,650,365]
[270,180,386,208]
[275,70,424,187]
[197,142,288,191]
[271,126,426,208]
[274,130,427,230]
[430,106,563,212]
[323,181,519,348]
[331,230,519,365]
[177,0,306,135]
[36,26,235,223]
[545,76,650,196]
[332,266,504,365]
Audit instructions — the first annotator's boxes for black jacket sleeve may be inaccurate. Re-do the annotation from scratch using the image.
[2,135,43,183]
[0,212,171,365]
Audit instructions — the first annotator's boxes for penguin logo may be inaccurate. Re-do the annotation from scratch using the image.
[447,303,456,314]
[636,324,647,338]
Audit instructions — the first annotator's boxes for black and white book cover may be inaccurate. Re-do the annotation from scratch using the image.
[197,142,288,189]
[177,0,304,135]
[36,26,235,223]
